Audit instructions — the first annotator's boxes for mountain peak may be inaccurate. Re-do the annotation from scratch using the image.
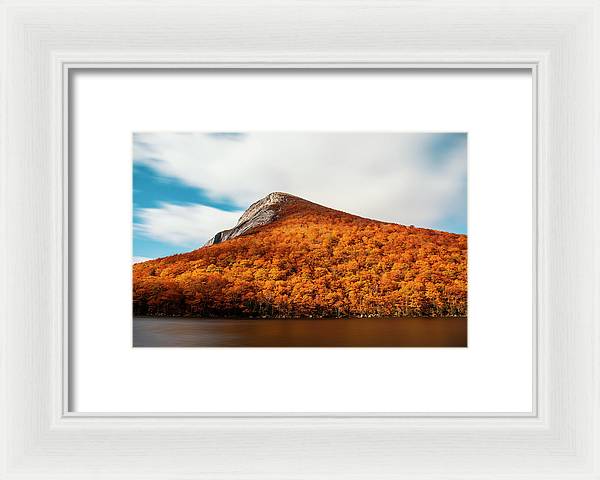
[237,192,293,224]
[204,192,295,246]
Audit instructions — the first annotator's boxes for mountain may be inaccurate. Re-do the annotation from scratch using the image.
[133,193,467,318]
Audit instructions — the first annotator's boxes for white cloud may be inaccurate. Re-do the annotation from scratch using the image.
[134,203,242,247]
[134,132,467,232]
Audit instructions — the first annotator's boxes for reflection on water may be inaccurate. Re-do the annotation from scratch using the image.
[133,316,467,347]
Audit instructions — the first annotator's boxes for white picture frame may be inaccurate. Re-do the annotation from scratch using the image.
[1,1,598,478]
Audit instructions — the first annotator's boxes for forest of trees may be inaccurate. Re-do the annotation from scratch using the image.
[133,197,467,318]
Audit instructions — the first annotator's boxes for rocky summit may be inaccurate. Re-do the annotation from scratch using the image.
[204,192,293,246]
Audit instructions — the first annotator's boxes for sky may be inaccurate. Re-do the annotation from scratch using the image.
[133,132,467,262]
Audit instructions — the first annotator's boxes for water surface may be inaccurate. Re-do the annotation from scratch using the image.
[133,316,467,347]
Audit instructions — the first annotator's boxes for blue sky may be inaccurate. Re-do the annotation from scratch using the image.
[133,132,467,261]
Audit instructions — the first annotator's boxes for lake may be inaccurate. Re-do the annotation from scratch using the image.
[133,316,467,347]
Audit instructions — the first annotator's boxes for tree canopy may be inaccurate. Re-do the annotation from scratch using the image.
[133,197,467,318]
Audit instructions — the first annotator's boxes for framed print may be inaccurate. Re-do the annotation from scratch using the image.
[1,1,599,479]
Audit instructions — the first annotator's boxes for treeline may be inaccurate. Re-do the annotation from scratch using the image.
[133,200,467,318]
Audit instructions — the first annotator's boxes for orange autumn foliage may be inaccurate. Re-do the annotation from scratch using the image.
[133,197,467,318]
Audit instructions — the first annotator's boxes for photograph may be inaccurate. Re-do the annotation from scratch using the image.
[132,132,467,347]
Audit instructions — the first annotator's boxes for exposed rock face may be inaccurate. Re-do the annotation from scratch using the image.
[204,192,292,246]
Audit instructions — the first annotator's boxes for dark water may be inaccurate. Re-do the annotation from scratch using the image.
[133,316,467,347]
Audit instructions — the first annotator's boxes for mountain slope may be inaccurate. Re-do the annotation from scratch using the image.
[133,193,467,318]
